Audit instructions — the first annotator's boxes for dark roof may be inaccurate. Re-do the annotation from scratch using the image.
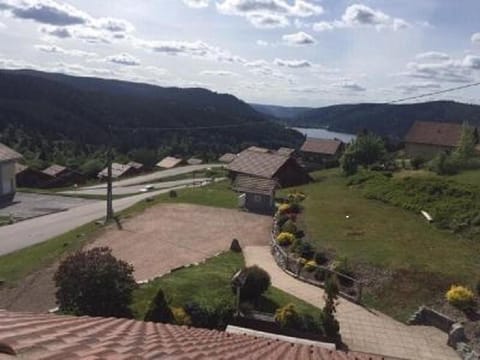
[300,138,343,155]
[404,121,463,147]
[127,161,144,170]
[227,148,291,179]
[277,147,295,156]
[98,163,133,179]
[42,164,68,177]
[14,163,28,175]
[157,156,183,169]
[0,310,383,360]
[233,174,277,195]
[0,143,22,163]
[219,153,237,163]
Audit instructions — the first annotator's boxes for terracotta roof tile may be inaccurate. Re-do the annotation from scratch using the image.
[300,138,343,155]
[0,310,384,360]
[227,148,291,179]
[404,121,463,147]
[0,143,22,163]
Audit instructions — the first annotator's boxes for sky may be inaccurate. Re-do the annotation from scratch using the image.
[0,0,479,106]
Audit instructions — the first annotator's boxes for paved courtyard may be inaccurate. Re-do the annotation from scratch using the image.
[88,204,272,281]
[244,246,458,360]
[0,192,98,220]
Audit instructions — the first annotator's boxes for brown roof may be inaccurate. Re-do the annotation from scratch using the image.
[404,121,463,147]
[227,148,291,179]
[219,153,237,163]
[42,164,68,177]
[0,143,22,163]
[233,174,277,195]
[187,158,203,165]
[0,310,383,360]
[277,147,295,157]
[246,146,270,153]
[300,138,343,155]
[157,156,183,169]
[98,163,133,179]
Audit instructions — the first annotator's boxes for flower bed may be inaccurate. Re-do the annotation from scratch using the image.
[271,192,363,303]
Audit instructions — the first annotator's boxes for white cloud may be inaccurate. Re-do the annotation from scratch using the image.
[472,33,480,45]
[183,0,210,8]
[274,58,311,68]
[313,4,410,32]
[282,31,315,46]
[105,53,140,66]
[256,39,268,46]
[415,51,450,61]
[334,81,366,92]
[136,38,245,64]
[0,21,6,28]
[216,0,323,28]
[34,44,96,57]
[200,70,238,76]
[463,55,480,70]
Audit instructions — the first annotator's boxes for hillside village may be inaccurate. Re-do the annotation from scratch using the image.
[0,116,479,360]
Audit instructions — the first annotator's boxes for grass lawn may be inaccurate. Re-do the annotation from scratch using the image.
[0,180,237,285]
[131,251,322,320]
[284,168,480,321]
[393,168,480,187]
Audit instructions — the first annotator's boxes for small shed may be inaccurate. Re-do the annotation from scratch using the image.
[15,163,52,188]
[187,158,203,166]
[0,143,22,204]
[156,156,183,169]
[127,161,144,173]
[219,153,237,164]
[41,164,86,188]
[300,138,344,170]
[98,163,136,180]
[233,174,277,214]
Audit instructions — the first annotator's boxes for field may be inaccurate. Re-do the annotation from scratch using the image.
[285,168,480,320]
[131,251,322,320]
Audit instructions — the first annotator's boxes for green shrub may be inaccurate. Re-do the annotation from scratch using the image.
[54,247,137,318]
[145,288,174,323]
[281,219,297,234]
[184,299,234,330]
[476,280,480,296]
[171,307,192,326]
[410,156,425,170]
[277,232,295,246]
[446,285,475,311]
[294,241,315,260]
[236,266,271,301]
[275,303,300,328]
[314,252,329,265]
[304,260,317,272]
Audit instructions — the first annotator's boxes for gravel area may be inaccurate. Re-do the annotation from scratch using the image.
[88,204,271,281]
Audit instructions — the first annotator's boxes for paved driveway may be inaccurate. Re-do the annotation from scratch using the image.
[244,246,458,360]
[0,192,98,220]
[88,204,271,281]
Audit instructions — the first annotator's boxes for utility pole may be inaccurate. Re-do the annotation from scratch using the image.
[105,125,114,223]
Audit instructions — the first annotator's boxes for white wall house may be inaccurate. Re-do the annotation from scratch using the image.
[0,143,22,205]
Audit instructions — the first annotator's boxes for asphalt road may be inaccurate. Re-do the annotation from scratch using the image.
[82,164,222,190]
[0,182,217,256]
[60,178,210,196]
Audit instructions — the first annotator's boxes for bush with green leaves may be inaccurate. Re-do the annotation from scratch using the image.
[321,275,341,342]
[341,132,386,175]
[294,240,315,260]
[276,232,295,246]
[314,252,329,265]
[446,285,475,311]
[144,288,174,323]
[410,156,425,170]
[281,219,297,234]
[54,247,137,317]
[235,266,271,302]
[274,303,300,329]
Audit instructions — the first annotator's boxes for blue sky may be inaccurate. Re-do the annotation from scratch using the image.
[0,0,479,106]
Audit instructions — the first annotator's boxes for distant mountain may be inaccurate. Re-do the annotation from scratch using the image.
[251,103,313,120]
[0,70,303,170]
[287,101,480,139]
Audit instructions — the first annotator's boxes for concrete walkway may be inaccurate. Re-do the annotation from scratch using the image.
[244,246,458,360]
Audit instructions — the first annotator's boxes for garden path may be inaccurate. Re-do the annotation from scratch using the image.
[244,245,458,360]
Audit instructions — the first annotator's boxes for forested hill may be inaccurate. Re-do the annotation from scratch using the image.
[0,70,303,170]
[284,101,480,139]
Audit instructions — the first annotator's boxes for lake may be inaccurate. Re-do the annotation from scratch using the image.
[293,127,356,143]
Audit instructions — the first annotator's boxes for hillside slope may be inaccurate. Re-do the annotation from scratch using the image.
[0,70,303,168]
[291,101,480,139]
